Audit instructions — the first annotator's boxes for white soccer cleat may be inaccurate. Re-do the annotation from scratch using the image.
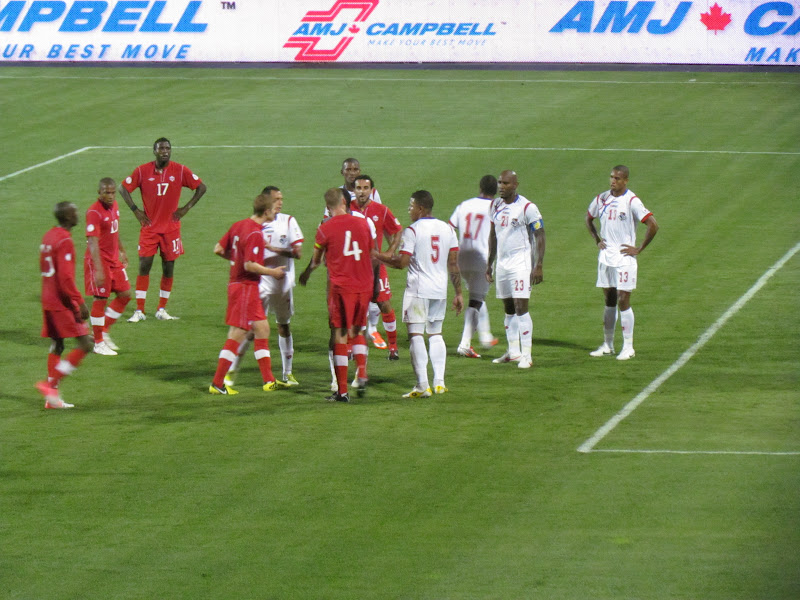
[102,332,119,351]
[517,355,533,369]
[433,385,448,394]
[45,397,74,409]
[93,341,118,356]
[155,308,179,321]
[589,344,613,357]
[617,347,636,361]
[282,373,299,386]
[127,309,146,323]
[457,345,481,358]
[492,351,522,364]
[402,386,432,398]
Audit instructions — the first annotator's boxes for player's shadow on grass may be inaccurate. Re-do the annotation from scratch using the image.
[0,328,46,347]
[535,338,594,352]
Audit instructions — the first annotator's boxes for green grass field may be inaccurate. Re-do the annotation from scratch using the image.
[1,66,798,599]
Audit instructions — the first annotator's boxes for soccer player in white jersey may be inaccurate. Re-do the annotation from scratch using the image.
[486,170,546,369]
[586,165,658,361]
[378,190,463,397]
[448,174,499,358]
[225,186,304,385]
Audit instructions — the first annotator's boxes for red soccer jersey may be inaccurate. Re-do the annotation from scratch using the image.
[40,227,83,312]
[84,200,122,268]
[350,200,402,250]
[218,218,265,285]
[315,213,375,294]
[122,161,202,233]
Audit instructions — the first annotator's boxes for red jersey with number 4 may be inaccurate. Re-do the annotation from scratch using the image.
[40,227,83,312]
[218,219,265,285]
[84,199,122,268]
[122,161,202,233]
[315,213,375,294]
[350,200,402,250]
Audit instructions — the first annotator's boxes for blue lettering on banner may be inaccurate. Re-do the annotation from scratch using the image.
[745,47,800,61]
[1,0,206,32]
[121,42,189,58]
[550,1,692,34]
[744,2,800,36]
[365,22,495,36]
[291,22,347,36]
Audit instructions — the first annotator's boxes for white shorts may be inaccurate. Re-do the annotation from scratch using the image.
[461,269,490,302]
[495,271,530,299]
[261,291,294,324]
[596,262,638,292]
[402,295,446,331]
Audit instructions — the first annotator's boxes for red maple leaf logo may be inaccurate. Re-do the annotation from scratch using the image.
[349,24,360,34]
[700,3,732,34]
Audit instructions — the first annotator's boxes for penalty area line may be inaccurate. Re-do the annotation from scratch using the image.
[0,147,92,183]
[592,449,800,456]
[578,240,800,454]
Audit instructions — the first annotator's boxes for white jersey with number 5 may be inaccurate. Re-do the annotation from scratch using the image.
[490,194,543,275]
[448,197,492,271]
[587,189,652,268]
[399,217,459,300]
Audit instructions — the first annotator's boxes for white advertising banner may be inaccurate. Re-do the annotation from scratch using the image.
[0,0,798,65]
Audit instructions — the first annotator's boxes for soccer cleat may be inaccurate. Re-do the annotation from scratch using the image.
[326,392,350,403]
[617,347,636,361]
[93,341,118,356]
[351,376,368,397]
[433,385,449,394]
[209,384,238,395]
[45,397,74,409]
[223,373,236,387]
[457,345,481,358]
[369,331,388,350]
[155,308,179,321]
[282,373,299,386]
[480,337,499,349]
[517,355,533,369]
[263,380,288,392]
[402,386,432,398]
[589,344,613,357]
[388,346,400,361]
[102,332,119,351]
[127,309,146,323]
[36,380,60,404]
[492,352,522,364]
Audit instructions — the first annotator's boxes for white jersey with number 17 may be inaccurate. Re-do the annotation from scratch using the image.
[448,197,492,271]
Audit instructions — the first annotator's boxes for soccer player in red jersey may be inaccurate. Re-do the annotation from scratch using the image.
[84,178,132,356]
[351,175,403,359]
[299,188,376,403]
[119,138,207,322]
[209,193,288,395]
[36,202,93,409]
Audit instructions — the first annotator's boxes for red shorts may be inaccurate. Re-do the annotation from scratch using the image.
[42,308,89,339]
[373,263,392,303]
[138,226,183,260]
[84,258,131,298]
[327,288,370,330]
[225,282,266,330]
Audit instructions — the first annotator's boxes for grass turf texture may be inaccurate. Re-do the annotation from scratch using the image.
[1,67,798,599]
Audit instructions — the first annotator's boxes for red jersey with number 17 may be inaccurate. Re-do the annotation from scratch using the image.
[40,227,83,312]
[315,213,375,294]
[122,161,202,233]
[218,218,265,285]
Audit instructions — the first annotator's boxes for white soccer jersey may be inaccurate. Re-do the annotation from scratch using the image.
[399,217,459,300]
[587,189,652,267]
[448,197,493,271]
[259,213,304,296]
[490,194,544,274]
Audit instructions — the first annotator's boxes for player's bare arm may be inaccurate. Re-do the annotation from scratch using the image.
[173,182,207,221]
[376,251,410,270]
[531,228,545,286]
[245,260,286,281]
[486,222,497,282]
[621,215,659,257]
[298,245,324,286]
[118,185,151,227]
[448,249,464,316]
[586,213,606,249]
[87,237,106,288]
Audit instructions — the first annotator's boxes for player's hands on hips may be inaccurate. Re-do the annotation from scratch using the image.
[530,265,543,285]
[596,239,607,250]
[134,209,151,227]
[620,244,639,257]
[172,207,189,221]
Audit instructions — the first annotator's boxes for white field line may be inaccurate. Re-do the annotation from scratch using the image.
[578,240,800,454]
[0,147,91,183]
[0,74,798,86]
[593,449,800,456]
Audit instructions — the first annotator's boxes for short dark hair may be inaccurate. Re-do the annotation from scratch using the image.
[342,158,359,169]
[153,137,171,150]
[98,177,116,191]
[54,201,75,224]
[410,190,434,211]
[479,174,497,196]
[253,193,275,216]
[612,165,630,179]
[354,174,374,188]
[261,185,281,195]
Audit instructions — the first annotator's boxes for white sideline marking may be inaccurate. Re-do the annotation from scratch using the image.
[0,74,798,86]
[593,449,800,456]
[0,147,91,183]
[578,241,800,454]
